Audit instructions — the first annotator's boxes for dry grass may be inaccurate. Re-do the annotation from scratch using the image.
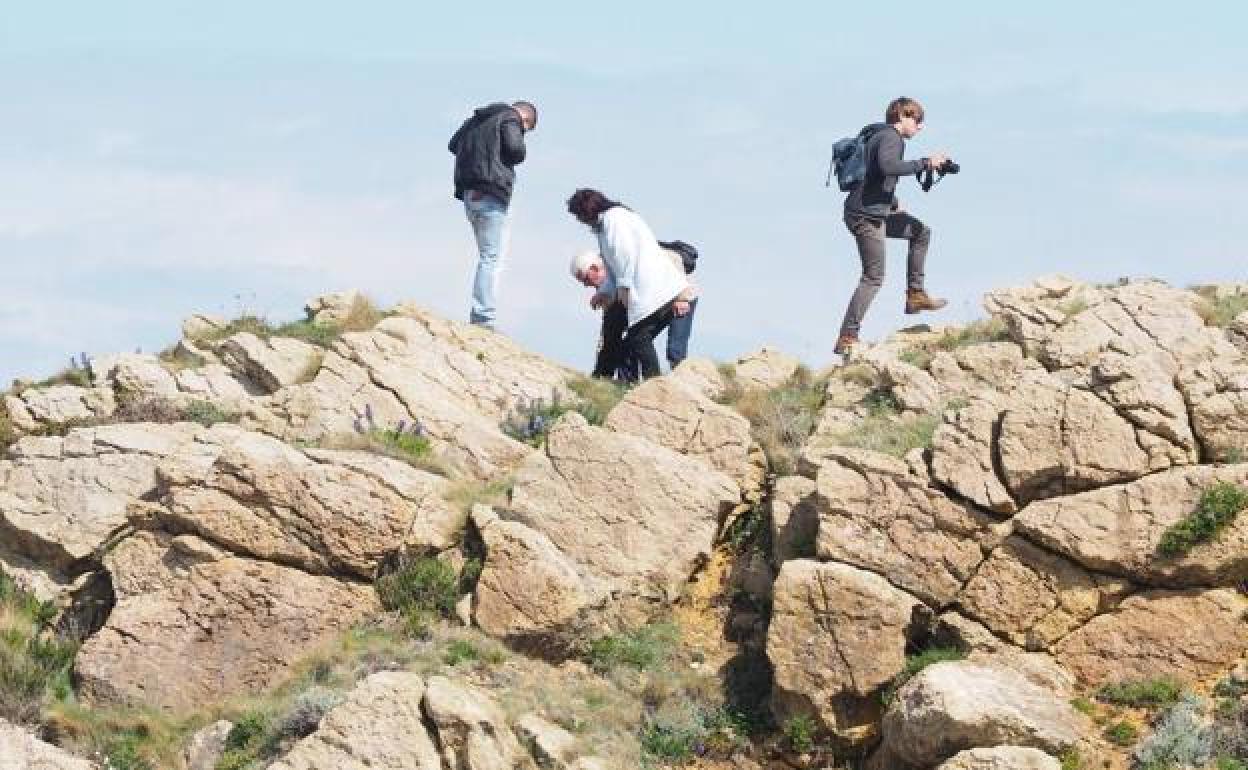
[897,318,1011,370]
[1192,287,1248,328]
[442,476,514,516]
[189,295,387,348]
[719,366,826,476]
[318,430,452,478]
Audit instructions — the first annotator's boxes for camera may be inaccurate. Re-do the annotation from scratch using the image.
[936,159,960,174]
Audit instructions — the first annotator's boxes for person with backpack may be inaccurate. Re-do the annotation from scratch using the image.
[832,96,949,355]
[566,188,691,381]
[448,100,538,329]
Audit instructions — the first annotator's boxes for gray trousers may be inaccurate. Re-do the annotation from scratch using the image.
[837,211,931,337]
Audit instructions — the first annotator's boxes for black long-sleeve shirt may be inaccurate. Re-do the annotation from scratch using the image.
[844,124,928,219]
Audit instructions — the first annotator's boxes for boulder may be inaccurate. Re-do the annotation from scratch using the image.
[181,314,226,340]
[1054,587,1248,687]
[1088,352,1198,467]
[930,395,1016,515]
[269,672,440,770]
[769,475,818,563]
[767,560,925,738]
[812,448,1004,606]
[6,385,115,430]
[422,675,534,770]
[730,347,801,391]
[604,375,757,486]
[882,660,1086,767]
[507,413,738,607]
[76,531,378,711]
[471,507,590,649]
[305,290,367,326]
[669,357,726,400]
[927,342,1044,397]
[1012,464,1248,585]
[860,350,942,413]
[96,353,180,399]
[0,423,211,572]
[514,713,578,769]
[152,431,461,578]
[0,719,96,769]
[1183,359,1248,461]
[220,332,323,393]
[184,720,232,770]
[173,364,255,407]
[957,537,1131,650]
[935,747,1061,770]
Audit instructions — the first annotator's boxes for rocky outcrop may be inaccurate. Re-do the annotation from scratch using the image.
[76,530,377,711]
[812,448,1004,606]
[423,675,534,770]
[881,660,1086,767]
[767,560,925,739]
[730,347,801,391]
[269,672,441,770]
[1053,588,1248,686]
[0,719,96,770]
[220,333,323,393]
[935,747,1061,770]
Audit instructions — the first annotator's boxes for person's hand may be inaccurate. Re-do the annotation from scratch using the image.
[673,300,691,317]
[589,292,609,310]
[928,152,949,170]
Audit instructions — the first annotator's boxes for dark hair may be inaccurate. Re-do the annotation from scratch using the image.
[566,188,623,231]
[513,100,538,129]
[885,96,924,124]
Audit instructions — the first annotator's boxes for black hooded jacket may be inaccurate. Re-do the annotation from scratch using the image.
[844,123,928,219]
[448,103,527,205]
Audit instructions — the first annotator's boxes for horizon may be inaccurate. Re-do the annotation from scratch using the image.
[2,1,1245,384]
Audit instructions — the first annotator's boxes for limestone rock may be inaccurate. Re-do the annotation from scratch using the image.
[861,350,942,413]
[153,431,461,579]
[0,423,210,571]
[1183,359,1248,461]
[0,718,96,769]
[514,713,578,769]
[731,347,801,391]
[423,675,534,770]
[930,395,1016,514]
[472,507,589,648]
[998,378,1150,503]
[220,332,323,393]
[96,353,180,399]
[983,275,1095,357]
[935,747,1061,770]
[269,672,440,770]
[882,660,1086,767]
[76,530,378,711]
[669,357,726,400]
[1054,588,1248,686]
[1012,464,1248,585]
[1089,352,1198,466]
[813,449,1003,606]
[928,342,1045,397]
[770,475,818,563]
[605,375,756,486]
[182,314,226,340]
[7,385,115,430]
[184,720,232,770]
[508,413,738,608]
[174,364,255,407]
[305,290,367,326]
[958,537,1131,650]
[767,560,925,737]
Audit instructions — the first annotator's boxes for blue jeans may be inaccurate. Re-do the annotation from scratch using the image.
[463,191,509,326]
[666,297,697,367]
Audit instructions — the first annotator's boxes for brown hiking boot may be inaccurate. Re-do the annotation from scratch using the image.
[833,333,858,355]
[905,288,948,314]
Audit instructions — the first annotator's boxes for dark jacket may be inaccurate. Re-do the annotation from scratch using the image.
[844,123,928,219]
[448,103,527,204]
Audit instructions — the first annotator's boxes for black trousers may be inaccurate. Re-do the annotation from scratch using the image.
[593,300,676,381]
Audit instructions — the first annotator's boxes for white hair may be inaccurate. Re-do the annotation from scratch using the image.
[569,250,602,278]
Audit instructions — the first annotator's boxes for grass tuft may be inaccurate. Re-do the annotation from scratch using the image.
[1193,287,1248,328]
[1157,482,1248,557]
[0,570,79,725]
[833,388,939,459]
[718,366,825,476]
[586,622,680,674]
[1104,719,1140,746]
[1096,677,1184,709]
[375,556,461,638]
[881,646,964,706]
[895,318,1011,370]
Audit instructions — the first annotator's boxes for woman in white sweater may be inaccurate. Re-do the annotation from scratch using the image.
[566,188,691,380]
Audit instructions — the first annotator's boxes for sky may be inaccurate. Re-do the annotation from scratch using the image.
[2,1,1246,385]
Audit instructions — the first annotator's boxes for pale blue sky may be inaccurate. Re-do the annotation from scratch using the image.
[2,1,1245,384]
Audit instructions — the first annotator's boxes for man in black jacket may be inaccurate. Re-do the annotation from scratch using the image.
[448,100,537,329]
[834,96,948,355]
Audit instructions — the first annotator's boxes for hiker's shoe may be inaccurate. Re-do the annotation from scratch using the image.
[833,334,858,355]
[905,288,948,314]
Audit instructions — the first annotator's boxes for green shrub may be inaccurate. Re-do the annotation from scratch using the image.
[567,376,628,425]
[105,731,154,770]
[0,406,16,451]
[782,713,816,753]
[1194,289,1248,328]
[586,622,680,674]
[1105,720,1139,746]
[275,687,342,740]
[1158,483,1248,556]
[0,571,78,724]
[501,392,578,447]
[639,721,697,762]
[1218,757,1248,770]
[1097,677,1184,709]
[1059,747,1082,770]
[443,639,480,666]
[1070,696,1096,716]
[182,400,236,426]
[882,647,965,706]
[375,556,459,634]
